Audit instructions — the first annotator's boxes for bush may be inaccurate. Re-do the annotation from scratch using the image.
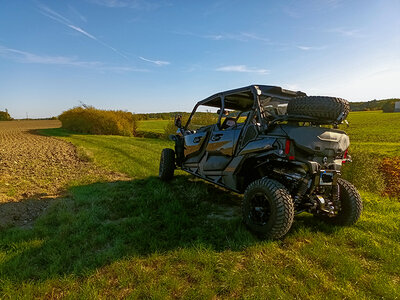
[0,110,12,121]
[382,102,395,113]
[59,106,138,136]
[163,121,178,139]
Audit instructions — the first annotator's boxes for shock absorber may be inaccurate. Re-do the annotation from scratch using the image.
[331,183,341,213]
[293,177,310,210]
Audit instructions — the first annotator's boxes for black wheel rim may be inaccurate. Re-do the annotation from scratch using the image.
[248,192,271,226]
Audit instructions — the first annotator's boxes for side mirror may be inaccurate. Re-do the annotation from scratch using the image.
[174,114,182,128]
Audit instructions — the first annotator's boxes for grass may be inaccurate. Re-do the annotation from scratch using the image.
[0,112,400,298]
[343,111,400,157]
[345,111,400,143]
[137,119,170,134]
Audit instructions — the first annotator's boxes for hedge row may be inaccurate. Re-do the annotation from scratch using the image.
[59,106,137,136]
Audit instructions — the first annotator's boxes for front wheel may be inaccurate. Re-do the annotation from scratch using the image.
[242,178,294,239]
[159,148,175,181]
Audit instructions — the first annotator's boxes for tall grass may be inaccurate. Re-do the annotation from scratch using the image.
[341,150,386,194]
[59,106,138,136]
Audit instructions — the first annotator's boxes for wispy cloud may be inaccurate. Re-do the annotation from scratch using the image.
[328,27,364,37]
[322,0,343,8]
[37,3,127,59]
[216,65,269,75]
[0,45,146,72]
[282,0,343,18]
[139,56,170,66]
[67,24,97,40]
[38,4,72,25]
[203,0,229,16]
[68,5,87,22]
[281,5,301,18]
[174,30,327,53]
[206,32,271,43]
[174,30,272,44]
[87,0,167,10]
[0,45,100,67]
[296,45,327,51]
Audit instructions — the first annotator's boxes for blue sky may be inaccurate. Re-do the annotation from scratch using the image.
[0,0,399,118]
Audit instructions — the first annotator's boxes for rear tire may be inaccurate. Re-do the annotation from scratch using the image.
[242,178,294,239]
[159,148,175,181]
[318,178,363,225]
[287,96,350,123]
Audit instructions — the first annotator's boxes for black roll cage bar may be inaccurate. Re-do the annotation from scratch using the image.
[184,85,306,131]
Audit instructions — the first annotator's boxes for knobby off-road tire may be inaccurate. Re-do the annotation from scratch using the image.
[242,178,295,239]
[287,96,350,122]
[319,178,363,225]
[159,148,175,181]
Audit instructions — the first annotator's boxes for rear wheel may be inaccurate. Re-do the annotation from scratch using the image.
[242,178,294,239]
[318,178,363,225]
[159,148,175,181]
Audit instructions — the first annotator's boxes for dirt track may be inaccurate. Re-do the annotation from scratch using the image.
[0,120,127,228]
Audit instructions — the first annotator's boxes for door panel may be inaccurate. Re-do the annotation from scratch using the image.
[184,131,209,157]
[203,155,231,171]
[206,128,241,156]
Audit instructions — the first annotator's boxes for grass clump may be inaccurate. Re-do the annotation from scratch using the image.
[341,150,386,194]
[59,106,137,136]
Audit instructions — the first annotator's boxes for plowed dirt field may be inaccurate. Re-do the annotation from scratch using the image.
[0,120,127,228]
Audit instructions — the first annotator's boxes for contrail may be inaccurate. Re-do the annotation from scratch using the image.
[37,3,127,59]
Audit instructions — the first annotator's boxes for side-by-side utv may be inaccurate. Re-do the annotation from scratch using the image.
[159,85,362,239]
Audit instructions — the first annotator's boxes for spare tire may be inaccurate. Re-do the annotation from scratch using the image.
[287,96,350,123]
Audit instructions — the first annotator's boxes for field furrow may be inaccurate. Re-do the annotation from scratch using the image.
[0,120,128,228]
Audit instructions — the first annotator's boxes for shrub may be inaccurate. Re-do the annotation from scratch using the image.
[382,102,395,113]
[163,120,178,139]
[59,106,138,136]
[0,110,12,121]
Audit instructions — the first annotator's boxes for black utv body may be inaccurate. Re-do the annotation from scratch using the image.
[159,85,362,239]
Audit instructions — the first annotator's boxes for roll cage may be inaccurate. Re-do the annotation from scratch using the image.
[184,85,307,131]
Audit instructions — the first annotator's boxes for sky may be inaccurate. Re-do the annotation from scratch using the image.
[0,0,399,119]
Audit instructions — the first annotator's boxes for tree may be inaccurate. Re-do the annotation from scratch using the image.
[0,110,11,121]
[382,102,395,113]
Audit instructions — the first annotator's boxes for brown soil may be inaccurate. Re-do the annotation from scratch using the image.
[379,157,400,198]
[0,120,129,228]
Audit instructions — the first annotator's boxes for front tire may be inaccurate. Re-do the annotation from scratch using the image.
[159,148,175,181]
[242,178,294,239]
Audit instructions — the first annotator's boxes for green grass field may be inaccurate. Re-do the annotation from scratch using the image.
[137,119,170,134]
[0,111,399,298]
[344,111,400,157]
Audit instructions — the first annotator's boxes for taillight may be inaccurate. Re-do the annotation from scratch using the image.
[285,139,295,160]
[342,149,348,164]
[285,139,291,155]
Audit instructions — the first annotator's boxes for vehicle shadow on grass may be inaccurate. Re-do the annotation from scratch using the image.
[0,175,336,283]
[0,175,243,282]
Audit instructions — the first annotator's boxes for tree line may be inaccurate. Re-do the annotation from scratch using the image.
[349,98,399,112]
